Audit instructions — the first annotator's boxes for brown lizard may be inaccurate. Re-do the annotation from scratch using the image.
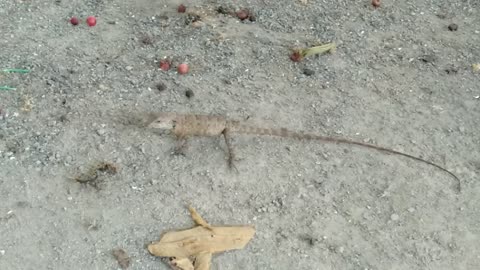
[146,112,460,190]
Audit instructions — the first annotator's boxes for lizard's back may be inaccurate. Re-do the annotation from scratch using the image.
[175,114,229,137]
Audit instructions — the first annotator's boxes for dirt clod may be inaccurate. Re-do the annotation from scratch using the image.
[156,82,167,92]
[185,89,194,98]
[303,68,315,76]
[112,248,130,269]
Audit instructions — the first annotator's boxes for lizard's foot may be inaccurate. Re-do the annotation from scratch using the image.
[227,154,239,173]
[173,137,188,156]
[173,146,187,156]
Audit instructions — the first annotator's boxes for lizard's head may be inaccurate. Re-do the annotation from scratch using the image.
[147,113,176,132]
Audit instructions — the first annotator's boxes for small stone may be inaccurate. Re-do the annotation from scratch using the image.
[448,23,458,31]
[96,129,106,136]
[407,207,415,213]
[0,250,5,255]
[390,213,400,221]
[336,246,344,253]
[445,66,458,74]
[185,89,194,98]
[125,66,133,71]
[303,68,315,76]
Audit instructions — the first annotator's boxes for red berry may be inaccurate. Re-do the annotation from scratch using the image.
[290,52,302,62]
[70,17,79,25]
[236,10,249,20]
[177,4,186,13]
[86,16,97,27]
[372,0,381,8]
[177,63,189,74]
[159,59,171,71]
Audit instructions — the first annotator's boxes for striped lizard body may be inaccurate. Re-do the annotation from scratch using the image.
[147,112,460,191]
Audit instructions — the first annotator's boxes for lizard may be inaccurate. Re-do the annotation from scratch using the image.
[146,112,460,190]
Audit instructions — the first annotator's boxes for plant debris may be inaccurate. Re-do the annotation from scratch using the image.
[74,161,118,188]
[2,68,30,73]
[216,6,233,15]
[148,206,255,270]
[473,63,480,72]
[21,95,33,112]
[112,248,131,269]
[0,86,16,91]
[290,42,336,62]
[185,13,201,25]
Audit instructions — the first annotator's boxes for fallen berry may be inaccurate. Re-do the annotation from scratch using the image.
[290,43,336,62]
[290,51,302,62]
[178,4,186,13]
[159,59,171,71]
[86,16,97,27]
[177,63,189,74]
[70,17,79,25]
[236,10,249,20]
[372,0,380,8]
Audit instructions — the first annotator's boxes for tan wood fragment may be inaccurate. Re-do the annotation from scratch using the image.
[147,206,255,270]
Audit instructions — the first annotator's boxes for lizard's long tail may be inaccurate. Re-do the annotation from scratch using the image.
[233,124,460,190]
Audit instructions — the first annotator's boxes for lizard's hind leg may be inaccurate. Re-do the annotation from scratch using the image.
[222,128,238,172]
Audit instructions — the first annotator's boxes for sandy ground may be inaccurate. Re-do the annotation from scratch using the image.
[1,0,479,269]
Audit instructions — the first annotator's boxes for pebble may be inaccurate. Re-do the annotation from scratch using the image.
[448,23,458,31]
[407,207,415,213]
[390,213,400,221]
[125,66,133,71]
[0,250,5,256]
[96,129,106,136]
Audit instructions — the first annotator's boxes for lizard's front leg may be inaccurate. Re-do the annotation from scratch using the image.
[222,128,238,172]
[173,135,188,156]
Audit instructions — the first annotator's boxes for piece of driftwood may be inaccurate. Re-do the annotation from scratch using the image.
[148,206,255,270]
